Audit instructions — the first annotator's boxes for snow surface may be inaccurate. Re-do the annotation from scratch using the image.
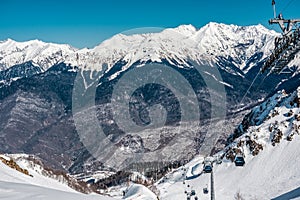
[0,181,111,200]
[0,156,114,200]
[157,133,300,200]
[0,154,159,200]
[123,184,158,200]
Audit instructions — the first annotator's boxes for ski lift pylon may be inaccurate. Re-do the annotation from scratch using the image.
[261,1,300,74]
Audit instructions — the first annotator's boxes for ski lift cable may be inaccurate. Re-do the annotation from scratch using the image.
[239,70,260,104]
[252,71,271,94]
[239,51,275,104]
[240,52,271,104]
[239,0,293,104]
[239,21,279,104]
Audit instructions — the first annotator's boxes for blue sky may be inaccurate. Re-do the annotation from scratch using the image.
[0,0,299,48]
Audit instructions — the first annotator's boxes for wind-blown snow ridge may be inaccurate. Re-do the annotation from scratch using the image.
[0,23,280,76]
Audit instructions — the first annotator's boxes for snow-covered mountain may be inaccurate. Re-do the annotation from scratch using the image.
[0,39,77,71]
[89,23,278,75]
[1,22,300,199]
[0,23,295,171]
[0,23,279,77]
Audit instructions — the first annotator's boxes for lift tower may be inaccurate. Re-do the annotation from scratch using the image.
[261,0,300,74]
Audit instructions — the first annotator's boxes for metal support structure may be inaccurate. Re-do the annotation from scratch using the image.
[261,0,300,74]
[272,0,276,19]
[211,169,215,200]
[270,0,300,36]
[261,27,300,73]
[269,19,300,36]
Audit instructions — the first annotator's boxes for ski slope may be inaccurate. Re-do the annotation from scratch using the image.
[123,184,158,200]
[157,88,300,200]
[0,181,111,200]
[0,155,159,200]
[157,138,300,200]
[0,159,114,200]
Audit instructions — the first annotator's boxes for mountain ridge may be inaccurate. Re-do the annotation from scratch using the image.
[0,23,280,74]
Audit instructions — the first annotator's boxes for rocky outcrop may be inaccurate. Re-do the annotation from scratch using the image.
[0,156,31,176]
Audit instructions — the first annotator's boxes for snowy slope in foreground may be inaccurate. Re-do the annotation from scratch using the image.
[158,139,300,199]
[157,88,300,200]
[0,160,113,200]
[0,155,157,200]
[0,181,111,200]
[123,184,158,200]
[156,147,300,200]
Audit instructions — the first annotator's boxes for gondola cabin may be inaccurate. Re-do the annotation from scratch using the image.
[234,154,245,166]
[203,162,213,173]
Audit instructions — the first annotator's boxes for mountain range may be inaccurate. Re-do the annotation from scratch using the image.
[0,22,300,188]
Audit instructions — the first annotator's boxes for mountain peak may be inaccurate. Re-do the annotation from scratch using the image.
[172,24,197,36]
[0,22,281,74]
[0,38,78,70]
